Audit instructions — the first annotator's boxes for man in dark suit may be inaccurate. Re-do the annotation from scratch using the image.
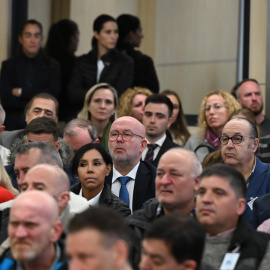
[106,116,156,212]
[142,94,179,167]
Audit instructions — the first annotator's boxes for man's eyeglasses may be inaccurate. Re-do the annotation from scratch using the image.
[109,130,144,141]
[219,135,254,145]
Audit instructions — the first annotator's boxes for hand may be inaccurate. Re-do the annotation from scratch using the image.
[12,88,22,97]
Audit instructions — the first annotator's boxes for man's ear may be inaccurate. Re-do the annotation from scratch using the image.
[167,117,173,129]
[112,240,129,269]
[55,140,61,151]
[94,138,100,144]
[58,191,70,214]
[51,220,63,242]
[181,260,197,270]
[237,198,246,216]
[140,139,148,153]
[253,138,259,153]
[0,125,5,135]
[18,35,23,45]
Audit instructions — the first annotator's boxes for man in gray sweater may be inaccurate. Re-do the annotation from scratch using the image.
[196,164,270,270]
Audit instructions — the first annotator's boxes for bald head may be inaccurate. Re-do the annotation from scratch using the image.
[11,190,59,222]
[8,191,62,264]
[21,164,70,214]
[113,116,146,136]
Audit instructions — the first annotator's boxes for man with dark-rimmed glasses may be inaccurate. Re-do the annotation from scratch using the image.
[220,117,270,222]
[106,116,156,212]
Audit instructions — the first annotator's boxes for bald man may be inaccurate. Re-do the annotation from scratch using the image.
[106,116,156,212]
[0,191,68,269]
[21,164,88,229]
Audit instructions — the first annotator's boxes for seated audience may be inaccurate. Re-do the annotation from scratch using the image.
[161,89,191,146]
[118,87,152,122]
[116,14,159,93]
[66,206,132,270]
[77,83,118,151]
[0,191,68,269]
[142,94,179,167]
[185,90,241,162]
[140,214,209,270]
[70,143,130,216]
[67,14,133,118]
[196,164,270,270]
[220,117,270,221]
[0,19,60,130]
[63,118,99,155]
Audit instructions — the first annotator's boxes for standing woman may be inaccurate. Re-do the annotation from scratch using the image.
[68,14,133,119]
[78,83,117,152]
[161,89,190,146]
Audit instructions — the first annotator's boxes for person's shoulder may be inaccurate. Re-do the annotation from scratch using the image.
[139,161,157,174]
[112,49,133,64]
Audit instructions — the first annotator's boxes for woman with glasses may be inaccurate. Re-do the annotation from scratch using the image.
[70,143,130,217]
[185,90,241,163]
[78,83,118,152]
[202,108,258,169]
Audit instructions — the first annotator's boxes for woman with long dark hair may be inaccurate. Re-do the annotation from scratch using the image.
[68,14,133,119]
[70,143,130,217]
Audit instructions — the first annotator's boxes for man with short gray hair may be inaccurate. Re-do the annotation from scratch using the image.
[63,118,99,154]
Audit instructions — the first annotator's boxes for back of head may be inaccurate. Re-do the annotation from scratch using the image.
[45,19,78,57]
[64,118,98,141]
[144,213,205,266]
[25,116,59,141]
[200,163,247,199]
[68,206,130,247]
[145,94,174,117]
[15,141,63,168]
[116,14,140,42]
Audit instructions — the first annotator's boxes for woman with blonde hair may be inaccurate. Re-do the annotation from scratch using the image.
[0,157,18,202]
[184,90,241,162]
[78,83,118,151]
[118,87,152,122]
[161,89,190,146]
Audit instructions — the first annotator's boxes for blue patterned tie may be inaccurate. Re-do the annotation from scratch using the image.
[118,176,131,206]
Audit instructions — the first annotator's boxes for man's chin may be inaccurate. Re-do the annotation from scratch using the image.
[12,249,36,262]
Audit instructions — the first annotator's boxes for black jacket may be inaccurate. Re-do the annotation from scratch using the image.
[67,48,133,119]
[117,42,159,93]
[71,182,131,217]
[0,52,61,130]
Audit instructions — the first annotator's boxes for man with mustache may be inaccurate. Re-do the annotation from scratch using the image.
[220,117,270,222]
[236,79,270,137]
[127,148,201,269]
[0,191,68,270]
[142,94,179,167]
[196,164,270,270]
[106,116,156,212]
